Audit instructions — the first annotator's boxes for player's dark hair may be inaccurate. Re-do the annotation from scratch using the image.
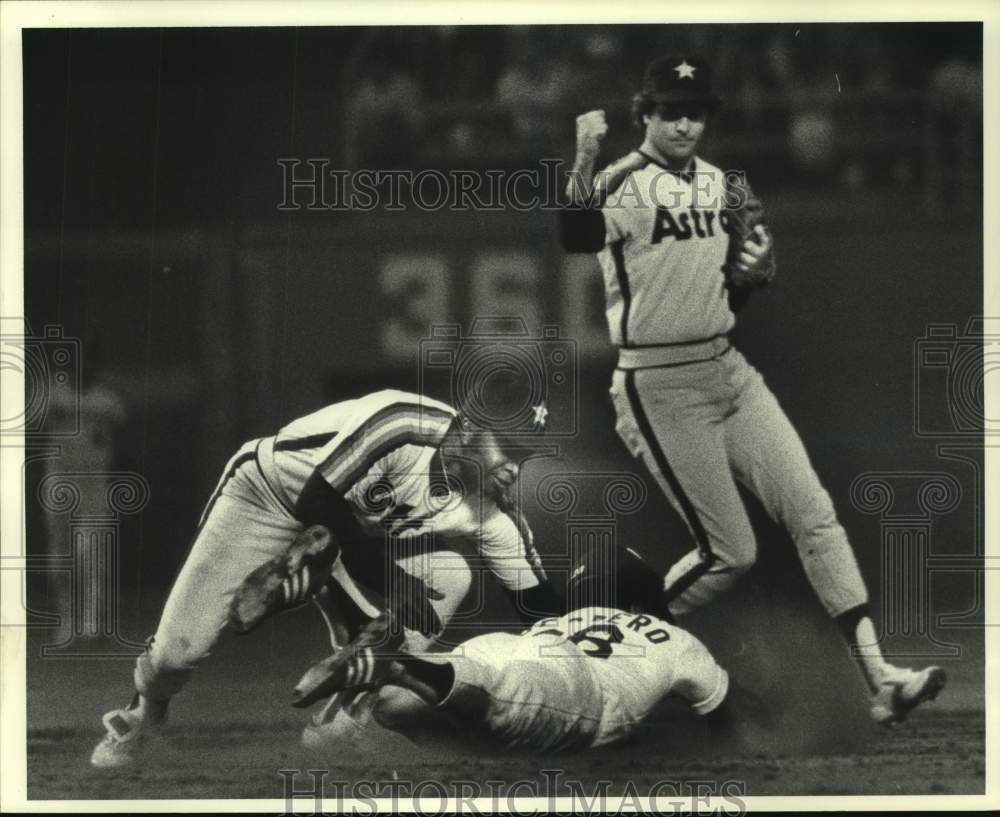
[631,92,718,130]
[631,92,653,130]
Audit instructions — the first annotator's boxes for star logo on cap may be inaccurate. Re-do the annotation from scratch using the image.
[531,403,549,429]
[674,60,696,79]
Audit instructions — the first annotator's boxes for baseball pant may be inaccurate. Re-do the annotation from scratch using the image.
[610,347,868,618]
[134,439,470,701]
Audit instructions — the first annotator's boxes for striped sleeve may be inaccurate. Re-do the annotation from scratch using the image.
[314,391,457,494]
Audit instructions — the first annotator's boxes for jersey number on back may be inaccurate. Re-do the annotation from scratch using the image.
[569,623,626,660]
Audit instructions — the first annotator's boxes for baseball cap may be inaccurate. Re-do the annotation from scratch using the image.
[641,55,720,108]
[453,357,550,435]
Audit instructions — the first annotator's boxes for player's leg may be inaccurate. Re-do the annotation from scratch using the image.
[303,546,472,684]
[134,500,306,701]
[299,549,471,749]
[91,447,308,768]
[723,351,946,721]
[295,621,603,751]
[610,367,758,615]
[393,548,472,652]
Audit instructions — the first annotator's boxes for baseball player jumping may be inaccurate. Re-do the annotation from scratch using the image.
[558,55,945,725]
[90,389,559,768]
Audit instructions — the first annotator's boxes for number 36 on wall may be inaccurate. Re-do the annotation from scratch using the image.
[378,252,608,362]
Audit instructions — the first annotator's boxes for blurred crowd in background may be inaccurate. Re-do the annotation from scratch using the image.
[346,24,982,197]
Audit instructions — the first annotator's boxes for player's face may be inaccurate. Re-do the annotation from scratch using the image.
[644,102,708,166]
[439,423,507,497]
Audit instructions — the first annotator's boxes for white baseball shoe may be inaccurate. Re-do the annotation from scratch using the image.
[301,688,417,754]
[870,665,947,725]
[229,525,340,633]
[89,699,166,769]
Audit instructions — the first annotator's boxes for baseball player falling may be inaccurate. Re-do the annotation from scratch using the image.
[291,544,751,753]
[90,388,559,768]
[558,54,945,725]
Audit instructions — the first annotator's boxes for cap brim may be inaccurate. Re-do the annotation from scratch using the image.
[647,91,721,108]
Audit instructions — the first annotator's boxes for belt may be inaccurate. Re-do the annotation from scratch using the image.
[616,335,732,370]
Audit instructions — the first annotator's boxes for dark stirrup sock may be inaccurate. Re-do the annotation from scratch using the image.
[834,602,887,692]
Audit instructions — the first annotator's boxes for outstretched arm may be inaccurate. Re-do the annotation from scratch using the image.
[476,505,562,622]
[559,110,609,253]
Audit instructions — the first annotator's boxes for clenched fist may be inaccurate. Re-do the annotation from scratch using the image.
[576,110,608,159]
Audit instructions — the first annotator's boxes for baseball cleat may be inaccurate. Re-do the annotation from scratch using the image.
[292,611,404,708]
[301,689,376,751]
[870,665,947,726]
[229,525,340,633]
[89,700,164,769]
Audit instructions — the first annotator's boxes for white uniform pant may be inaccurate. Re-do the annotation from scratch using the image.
[134,440,470,701]
[610,347,868,617]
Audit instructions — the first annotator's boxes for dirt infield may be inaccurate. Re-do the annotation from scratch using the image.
[22,593,986,802]
[27,708,984,800]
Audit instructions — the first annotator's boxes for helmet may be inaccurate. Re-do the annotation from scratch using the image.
[565,543,666,616]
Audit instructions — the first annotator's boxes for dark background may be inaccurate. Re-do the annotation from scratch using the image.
[21,24,984,673]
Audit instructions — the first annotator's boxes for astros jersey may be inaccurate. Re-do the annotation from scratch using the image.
[268,389,456,536]
[245,389,541,593]
[597,153,734,346]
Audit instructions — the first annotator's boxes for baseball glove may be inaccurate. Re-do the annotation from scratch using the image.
[722,176,776,288]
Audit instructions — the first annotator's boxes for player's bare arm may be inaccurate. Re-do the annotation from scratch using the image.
[566,110,608,205]
[560,114,648,253]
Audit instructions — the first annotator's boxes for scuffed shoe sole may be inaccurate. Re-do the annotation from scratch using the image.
[229,525,337,633]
